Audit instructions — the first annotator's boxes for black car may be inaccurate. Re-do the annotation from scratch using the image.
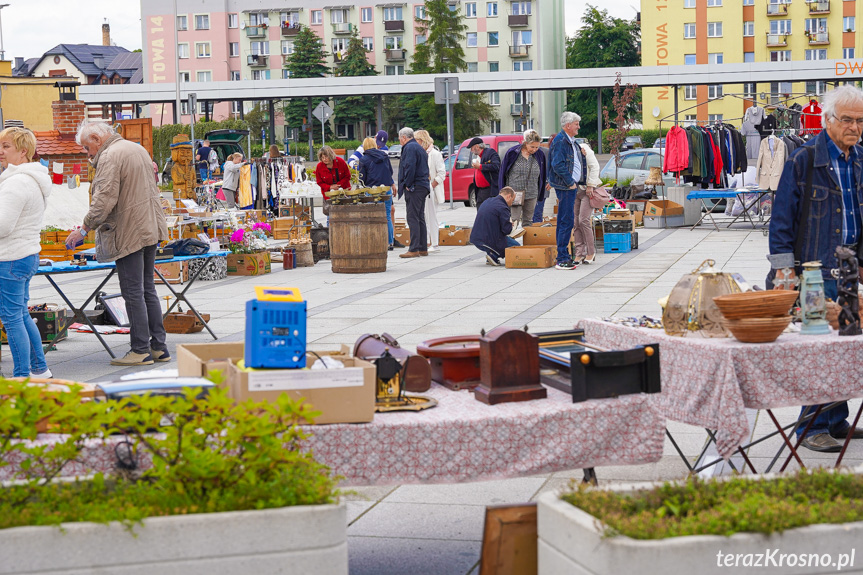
[620,136,644,151]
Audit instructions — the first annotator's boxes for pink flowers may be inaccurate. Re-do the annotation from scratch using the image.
[229,229,245,243]
[252,222,271,233]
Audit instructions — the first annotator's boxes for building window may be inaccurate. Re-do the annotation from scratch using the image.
[845,48,856,59]
[744,52,755,62]
[512,30,532,46]
[805,18,827,34]
[331,9,348,24]
[228,13,238,28]
[282,69,291,79]
[199,101,214,114]
[176,15,188,31]
[332,38,348,53]
[467,62,478,72]
[281,11,299,26]
[684,54,696,65]
[684,0,695,7]
[490,120,501,133]
[743,22,754,37]
[363,37,374,51]
[684,23,695,39]
[231,101,241,114]
[229,42,239,57]
[467,33,477,47]
[806,81,828,95]
[708,114,723,123]
[844,16,856,32]
[177,43,189,59]
[383,7,403,20]
[195,42,211,58]
[707,0,722,6]
[385,36,403,49]
[487,2,498,16]
[415,5,426,19]
[230,71,240,81]
[511,2,531,15]
[743,82,755,98]
[385,65,405,75]
[196,71,212,82]
[770,20,792,35]
[361,8,372,22]
[770,50,792,62]
[249,13,266,26]
[489,61,499,72]
[250,41,269,55]
[706,22,722,37]
[709,52,723,64]
[708,85,723,98]
[513,60,532,71]
[489,92,500,105]
[465,2,477,17]
[194,14,209,30]
[282,40,295,55]
[743,0,753,5]
[180,101,189,115]
[415,34,425,45]
[179,71,190,82]
[805,49,827,60]
[311,10,322,25]
[252,70,271,80]
[488,32,499,46]
[684,85,697,100]
[684,114,697,126]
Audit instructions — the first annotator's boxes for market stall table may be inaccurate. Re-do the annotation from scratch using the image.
[578,318,863,471]
[36,251,229,358]
[686,189,772,232]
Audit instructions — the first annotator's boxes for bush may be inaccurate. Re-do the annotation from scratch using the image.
[601,128,670,151]
[0,378,338,530]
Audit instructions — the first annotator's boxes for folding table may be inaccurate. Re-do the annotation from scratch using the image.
[36,251,228,358]
[685,189,773,231]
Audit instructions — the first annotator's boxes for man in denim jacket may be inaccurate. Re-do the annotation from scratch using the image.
[548,111,587,270]
[769,85,863,452]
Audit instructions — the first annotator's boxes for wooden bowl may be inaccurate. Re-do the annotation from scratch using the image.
[723,316,793,343]
[713,291,798,320]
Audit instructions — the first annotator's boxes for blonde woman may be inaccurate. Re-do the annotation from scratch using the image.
[357,136,395,248]
[571,141,602,264]
[414,130,445,251]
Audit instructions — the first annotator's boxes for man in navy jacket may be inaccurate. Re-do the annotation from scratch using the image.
[397,127,430,257]
[470,187,519,266]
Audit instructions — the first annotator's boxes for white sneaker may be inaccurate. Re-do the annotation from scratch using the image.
[427,246,436,252]
[31,368,53,379]
[486,254,502,266]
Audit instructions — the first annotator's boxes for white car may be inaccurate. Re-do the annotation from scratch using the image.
[387,144,402,158]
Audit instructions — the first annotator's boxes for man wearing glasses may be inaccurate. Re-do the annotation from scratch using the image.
[769,85,863,453]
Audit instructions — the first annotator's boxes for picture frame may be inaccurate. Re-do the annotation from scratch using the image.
[98,293,130,327]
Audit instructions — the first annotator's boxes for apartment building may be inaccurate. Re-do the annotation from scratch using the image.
[140,0,565,138]
[641,0,863,130]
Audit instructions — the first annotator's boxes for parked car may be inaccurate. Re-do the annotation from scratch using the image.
[620,136,644,151]
[441,134,525,206]
[653,138,666,149]
[387,144,402,158]
[598,148,676,189]
[574,137,588,146]
[440,144,451,159]
[161,129,249,185]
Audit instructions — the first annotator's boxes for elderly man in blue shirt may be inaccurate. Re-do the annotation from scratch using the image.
[548,111,587,270]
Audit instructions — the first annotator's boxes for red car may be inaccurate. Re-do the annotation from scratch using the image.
[442,134,524,206]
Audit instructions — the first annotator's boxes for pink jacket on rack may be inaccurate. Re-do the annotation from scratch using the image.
[663,126,690,173]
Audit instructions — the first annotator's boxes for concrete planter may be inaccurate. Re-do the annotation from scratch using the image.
[1,503,347,575]
[538,488,863,575]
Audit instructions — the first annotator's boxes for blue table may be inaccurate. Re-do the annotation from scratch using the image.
[686,189,771,232]
[37,251,228,358]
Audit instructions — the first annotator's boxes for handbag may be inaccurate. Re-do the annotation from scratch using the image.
[587,185,611,209]
[512,191,525,206]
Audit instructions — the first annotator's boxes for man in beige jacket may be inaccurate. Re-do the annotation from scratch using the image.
[66,122,169,366]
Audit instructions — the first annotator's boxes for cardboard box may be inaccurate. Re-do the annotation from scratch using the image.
[154,261,189,285]
[505,245,555,268]
[522,224,557,246]
[228,355,375,424]
[1,306,68,344]
[227,252,271,276]
[645,200,684,217]
[177,342,245,380]
[633,211,643,226]
[607,209,631,220]
[439,226,471,246]
[394,225,411,245]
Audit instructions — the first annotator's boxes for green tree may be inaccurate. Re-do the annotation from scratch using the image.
[284,25,332,139]
[566,6,641,143]
[334,29,379,135]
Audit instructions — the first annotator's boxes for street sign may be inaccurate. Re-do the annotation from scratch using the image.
[312,101,333,123]
[434,77,459,105]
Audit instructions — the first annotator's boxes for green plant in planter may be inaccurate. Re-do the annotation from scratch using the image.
[0,378,339,531]
[561,469,863,540]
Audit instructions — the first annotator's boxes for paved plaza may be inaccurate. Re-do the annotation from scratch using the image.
[8,199,862,575]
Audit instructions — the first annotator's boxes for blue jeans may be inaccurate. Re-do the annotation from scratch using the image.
[798,279,850,438]
[0,255,48,377]
[199,168,211,182]
[555,188,576,264]
[532,199,544,223]
[384,195,394,245]
[477,236,520,262]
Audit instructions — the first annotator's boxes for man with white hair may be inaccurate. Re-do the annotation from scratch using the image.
[65,121,169,366]
[769,85,863,452]
[396,127,430,258]
[547,111,587,270]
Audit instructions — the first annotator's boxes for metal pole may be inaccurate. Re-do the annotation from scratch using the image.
[173,0,181,125]
[377,94,383,131]
[0,5,8,61]
[268,99,276,145]
[674,85,679,126]
[307,97,313,161]
[596,88,602,154]
[445,78,454,210]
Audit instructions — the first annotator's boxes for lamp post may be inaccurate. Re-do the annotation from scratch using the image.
[0,4,10,61]
[173,0,181,122]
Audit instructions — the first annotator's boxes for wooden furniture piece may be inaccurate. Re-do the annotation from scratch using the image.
[474,327,547,405]
[417,335,482,390]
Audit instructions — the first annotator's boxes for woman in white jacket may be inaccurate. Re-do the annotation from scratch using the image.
[0,128,53,378]
[415,130,446,252]
[571,142,602,265]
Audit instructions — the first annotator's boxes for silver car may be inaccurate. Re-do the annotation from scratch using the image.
[599,148,677,188]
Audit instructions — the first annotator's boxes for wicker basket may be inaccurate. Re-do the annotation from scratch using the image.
[713,290,798,320]
[723,316,793,343]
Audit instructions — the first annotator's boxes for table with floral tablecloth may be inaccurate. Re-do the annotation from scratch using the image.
[578,318,863,460]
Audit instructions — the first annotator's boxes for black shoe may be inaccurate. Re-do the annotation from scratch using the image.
[830,426,863,439]
[388,245,394,251]
[800,433,842,453]
[393,240,406,248]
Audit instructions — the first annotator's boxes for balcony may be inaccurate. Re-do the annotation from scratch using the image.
[281,23,301,36]
[808,0,830,13]
[807,31,829,44]
[384,20,404,32]
[767,3,789,15]
[508,14,529,27]
[509,45,529,58]
[247,54,268,67]
[332,22,352,34]
[385,48,405,61]
[510,104,524,116]
[766,33,788,46]
[245,25,267,38]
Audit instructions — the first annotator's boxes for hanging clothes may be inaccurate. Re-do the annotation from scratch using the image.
[663,125,690,173]
[683,126,704,179]
[802,100,823,135]
[756,135,786,190]
[742,120,760,161]
[760,114,778,139]
[789,103,803,131]
[745,105,766,136]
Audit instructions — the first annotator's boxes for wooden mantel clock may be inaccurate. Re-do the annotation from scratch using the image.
[474,326,547,405]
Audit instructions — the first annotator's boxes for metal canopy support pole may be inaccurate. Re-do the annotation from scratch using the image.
[173,102,178,124]
[307,97,314,161]
[239,102,244,120]
[377,94,383,131]
[268,99,276,145]
[674,85,679,126]
[445,78,454,210]
[173,0,181,126]
[597,88,602,154]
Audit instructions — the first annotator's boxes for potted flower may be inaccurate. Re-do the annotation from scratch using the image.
[226,223,272,275]
[0,378,346,574]
[538,469,863,575]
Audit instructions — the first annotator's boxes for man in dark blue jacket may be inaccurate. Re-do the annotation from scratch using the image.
[470,187,519,266]
[397,127,430,257]
[548,112,587,270]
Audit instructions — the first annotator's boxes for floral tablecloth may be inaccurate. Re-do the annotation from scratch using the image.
[578,318,863,459]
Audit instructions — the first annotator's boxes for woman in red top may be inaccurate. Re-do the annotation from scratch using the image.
[315,146,351,191]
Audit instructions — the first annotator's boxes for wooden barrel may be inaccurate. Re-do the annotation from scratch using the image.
[295,241,314,267]
[329,203,388,273]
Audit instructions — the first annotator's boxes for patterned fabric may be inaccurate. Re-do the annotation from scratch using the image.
[187,255,227,281]
[506,153,540,199]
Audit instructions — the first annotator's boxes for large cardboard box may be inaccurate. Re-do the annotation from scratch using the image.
[505,245,555,269]
[154,261,189,285]
[227,252,271,276]
[645,200,684,217]
[522,224,557,246]
[439,226,471,246]
[228,355,375,424]
[633,211,643,226]
[177,342,245,380]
